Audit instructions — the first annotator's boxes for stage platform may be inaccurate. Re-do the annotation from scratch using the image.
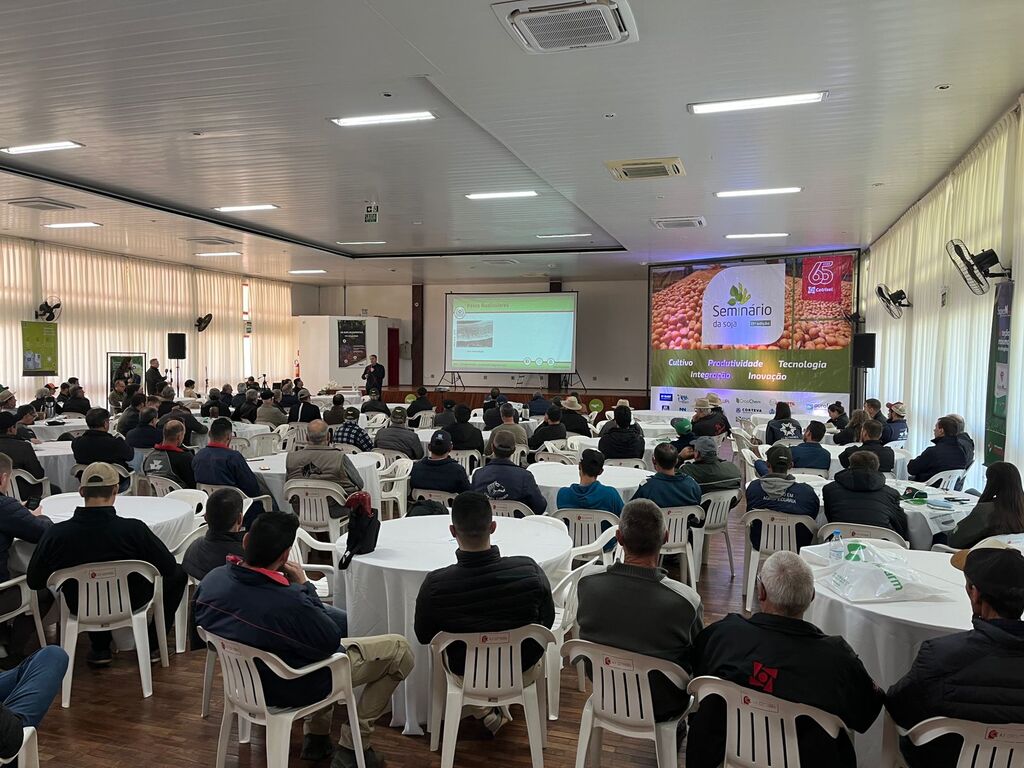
[375,387,650,411]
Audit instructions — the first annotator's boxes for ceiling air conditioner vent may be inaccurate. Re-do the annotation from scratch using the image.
[605,157,685,181]
[6,197,82,212]
[182,236,240,246]
[651,216,706,230]
[492,0,638,54]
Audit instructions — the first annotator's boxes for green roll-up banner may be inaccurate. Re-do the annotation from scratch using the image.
[984,281,1012,465]
[21,321,59,377]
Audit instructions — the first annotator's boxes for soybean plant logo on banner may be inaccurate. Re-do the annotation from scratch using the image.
[702,264,786,346]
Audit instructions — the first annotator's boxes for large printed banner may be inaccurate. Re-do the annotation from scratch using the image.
[984,281,1012,465]
[21,320,59,377]
[337,319,367,368]
[649,253,855,422]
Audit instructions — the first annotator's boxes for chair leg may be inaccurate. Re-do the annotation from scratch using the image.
[691,530,705,584]
[131,612,154,699]
[214,704,234,768]
[265,716,293,767]
[573,700,594,768]
[428,658,445,752]
[20,727,39,768]
[346,695,367,768]
[744,549,761,613]
[238,715,251,744]
[723,529,735,577]
[201,647,216,718]
[654,721,678,768]
[546,642,561,720]
[174,587,189,654]
[522,685,545,768]
[29,593,46,649]
[59,615,77,709]
[439,689,464,768]
[685,543,696,588]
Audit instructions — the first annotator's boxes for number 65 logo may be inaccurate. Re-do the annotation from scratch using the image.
[806,260,835,286]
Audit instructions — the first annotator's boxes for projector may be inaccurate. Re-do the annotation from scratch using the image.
[435,386,450,392]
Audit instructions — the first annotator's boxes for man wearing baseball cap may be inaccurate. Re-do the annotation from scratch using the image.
[472,430,547,514]
[744,444,819,551]
[287,388,321,424]
[670,417,696,452]
[409,430,470,494]
[679,436,742,495]
[887,539,1024,767]
[26,462,187,667]
[882,401,909,445]
[330,407,373,452]
[372,406,423,459]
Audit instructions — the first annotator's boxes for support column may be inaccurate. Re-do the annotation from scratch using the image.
[547,280,562,393]
[412,284,424,386]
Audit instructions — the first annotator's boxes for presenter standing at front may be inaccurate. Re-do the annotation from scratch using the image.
[362,354,386,395]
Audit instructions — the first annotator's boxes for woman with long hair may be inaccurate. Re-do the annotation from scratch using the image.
[827,401,849,430]
[948,462,1024,548]
[833,408,869,445]
[765,401,802,444]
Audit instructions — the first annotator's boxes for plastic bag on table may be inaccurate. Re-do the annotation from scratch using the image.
[826,561,946,603]
[801,539,908,567]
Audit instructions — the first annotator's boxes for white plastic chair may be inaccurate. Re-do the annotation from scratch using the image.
[815,524,910,549]
[692,490,739,585]
[732,429,755,453]
[283,479,349,540]
[0,576,46,650]
[535,451,575,465]
[739,448,759,485]
[543,439,569,453]
[887,439,908,451]
[741,509,819,613]
[905,716,1024,767]
[469,408,484,422]
[48,560,169,707]
[924,469,967,491]
[0,727,39,768]
[790,467,830,478]
[147,475,183,497]
[364,413,389,437]
[490,499,535,518]
[662,506,703,587]
[290,528,338,604]
[524,514,574,534]
[288,422,310,447]
[361,451,386,470]
[564,640,691,768]
[198,628,366,768]
[60,412,87,421]
[171,525,208,653]
[555,509,621,550]
[247,432,283,458]
[376,448,408,468]
[450,449,482,474]
[428,625,555,768]
[546,557,600,720]
[196,484,274,517]
[274,423,294,450]
[687,676,845,768]
[7,471,51,503]
[410,488,458,508]
[379,458,414,519]
[166,488,209,518]
[604,458,646,469]
[412,411,435,429]
[334,442,363,456]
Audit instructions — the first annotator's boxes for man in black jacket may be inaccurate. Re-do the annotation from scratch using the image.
[483,400,520,430]
[232,389,260,424]
[471,431,547,514]
[72,409,134,492]
[687,551,883,768]
[443,404,485,453]
[409,431,471,495]
[360,390,391,417]
[158,403,208,447]
[598,405,645,460]
[61,386,92,416]
[361,354,385,395]
[125,407,162,449]
[200,389,230,419]
[0,413,50,499]
[414,491,554,735]
[144,358,168,396]
[837,419,895,472]
[887,541,1024,768]
[527,406,568,451]
[288,389,321,424]
[864,398,887,428]
[143,420,197,489]
[182,488,245,581]
[907,416,968,483]
[0,452,52,582]
[527,391,551,417]
[406,387,434,423]
[823,451,909,540]
[116,392,148,434]
[26,462,187,667]
[559,397,591,436]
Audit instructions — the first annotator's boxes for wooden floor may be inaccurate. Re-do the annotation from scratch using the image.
[34,511,750,767]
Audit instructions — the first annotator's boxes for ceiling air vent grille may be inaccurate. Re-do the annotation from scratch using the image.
[492,0,638,53]
[182,236,240,246]
[606,157,685,181]
[651,216,706,230]
[6,197,82,211]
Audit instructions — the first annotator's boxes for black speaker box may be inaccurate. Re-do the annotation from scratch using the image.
[167,333,187,360]
[851,333,876,368]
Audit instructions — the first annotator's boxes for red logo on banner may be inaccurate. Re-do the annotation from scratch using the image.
[801,255,850,302]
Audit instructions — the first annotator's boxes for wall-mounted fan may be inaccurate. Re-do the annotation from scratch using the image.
[946,239,1011,296]
[195,313,213,332]
[875,284,911,319]
[34,296,62,322]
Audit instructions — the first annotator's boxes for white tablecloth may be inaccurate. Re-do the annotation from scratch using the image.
[755,443,911,481]
[577,436,664,467]
[628,410,678,423]
[311,393,360,409]
[190,420,270,447]
[338,515,572,734]
[32,442,77,490]
[30,421,86,442]
[802,548,972,766]
[528,462,653,512]
[247,450,382,510]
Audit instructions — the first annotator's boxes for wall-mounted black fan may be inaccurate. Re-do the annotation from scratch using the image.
[946,239,1011,296]
[875,284,911,319]
[195,313,213,332]
[34,296,62,322]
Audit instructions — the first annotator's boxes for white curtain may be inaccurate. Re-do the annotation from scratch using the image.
[249,277,296,384]
[0,238,41,398]
[193,269,245,392]
[1003,96,1024,466]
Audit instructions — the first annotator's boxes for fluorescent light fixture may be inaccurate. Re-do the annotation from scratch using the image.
[535,232,592,239]
[330,111,435,127]
[289,269,327,275]
[688,91,828,115]
[715,187,802,198]
[725,232,789,239]
[43,221,101,229]
[465,190,538,200]
[212,204,279,212]
[336,241,386,246]
[195,251,242,257]
[0,140,84,155]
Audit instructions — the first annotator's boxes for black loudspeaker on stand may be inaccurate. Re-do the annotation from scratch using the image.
[851,333,876,368]
[167,333,186,396]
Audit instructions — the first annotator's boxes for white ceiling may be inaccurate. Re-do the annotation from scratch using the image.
[0,0,1021,285]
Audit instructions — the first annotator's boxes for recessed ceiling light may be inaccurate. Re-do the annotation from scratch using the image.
[336,241,386,246]
[43,221,101,229]
[536,233,592,239]
[212,204,279,212]
[935,83,951,91]
[289,269,327,275]
[688,91,828,114]
[465,191,538,200]
[195,251,242,257]
[725,232,789,239]
[0,140,84,155]
[715,187,802,198]
[330,111,435,127]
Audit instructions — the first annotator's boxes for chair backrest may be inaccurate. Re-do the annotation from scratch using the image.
[335,443,363,456]
[432,625,555,700]
[906,716,1024,768]
[450,449,482,474]
[543,439,568,452]
[283,480,347,534]
[248,432,283,458]
[739,448,759,484]
[790,467,830,478]
[925,469,966,490]
[410,488,457,508]
[412,411,435,429]
[171,524,208,561]
[555,509,621,548]
[196,484,255,514]
[687,676,844,768]
[361,451,386,469]
[165,488,208,516]
[377,448,408,468]
[489,499,535,518]
[48,560,160,625]
[365,413,389,431]
[742,509,817,555]
[524,514,571,533]
[605,457,647,469]
[732,429,755,452]
[286,422,310,450]
[887,439,907,451]
[774,438,804,447]
[535,451,575,465]
[564,640,690,733]
[8,470,49,503]
[565,435,586,453]
[815,523,910,549]
[702,490,739,532]
[663,506,704,551]
[60,411,87,420]
[737,416,756,435]
[469,408,484,422]
[147,475,184,497]
[230,436,253,459]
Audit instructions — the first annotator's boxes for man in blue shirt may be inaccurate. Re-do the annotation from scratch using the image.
[632,443,701,508]
[755,420,832,476]
[192,418,276,526]
[471,431,547,514]
[556,449,623,515]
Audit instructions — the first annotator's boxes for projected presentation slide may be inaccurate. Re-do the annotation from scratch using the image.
[445,293,577,373]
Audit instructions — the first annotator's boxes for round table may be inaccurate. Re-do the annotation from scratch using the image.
[337,515,571,734]
[577,436,665,467]
[755,442,911,481]
[191,420,270,447]
[247,450,382,510]
[528,462,653,512]
[32,442,77,490]
[30,421,86,442]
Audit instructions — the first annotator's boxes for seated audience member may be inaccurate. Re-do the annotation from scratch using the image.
[481,387,505,413]
[442,404,485,453]
[414,491,553,735]
[557,449,623,515]
[838,418,895,472]
[72,408,133,492]
[528,406,568,451]
[705,393,733,434]
[947,413,976,471]
[230,383,247,411]
[288,389,321,424]
[598,405,645,460]
[826,401,849,430]
[471,431,546,514]
[632,443,701,508]
[331,407,374,452]
[832,408,869,446]
[125,407,162,449]
[485,404,528,455]
[527,391,551,417]
[320,393,347,426]
[577,498,703,721]
[679,436,742,494]
[157,386,177,418]
[765,401,802,444]
[670,417,696,452]
[30,386,59,417]
[0,391,14,417]
[433,399,457,429]
[193,418,274,525]
[143,419,196,489]
[881,401,909,445]
[0,645,68,763]
[116,393,148,434]
[887,541,1024,768]
[907,416,968,483]
[692,397,730,438]
[0,413,49,500]
[406,387,434,423]
[182,488,246,581]
[558,397,591,436]
[200,389,230,419]
[687,552,882,768]
[278,382,298,410]
[822,451,908,539]
[107,379,127,414]
[253,389,287,427]
[789,420,831,469]
[410,430,471,495]
[864,397,887,428]
[360,390,390,416]
[482,400,517,431]
[158,403,207,446]
[27,462,187,667]
[182,379,198,399]
[62,386,92,415]
[745,444,819,550]
[373,407,424,460]
[196,511,411,767]
[286,420,364,497]
[232,388,260,423]
[948,461,1024,548]
[55,383,70,407]
[14,405,38,442]
[0,452,53,581]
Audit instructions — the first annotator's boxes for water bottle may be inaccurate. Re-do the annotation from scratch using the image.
[829,530,845,562]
